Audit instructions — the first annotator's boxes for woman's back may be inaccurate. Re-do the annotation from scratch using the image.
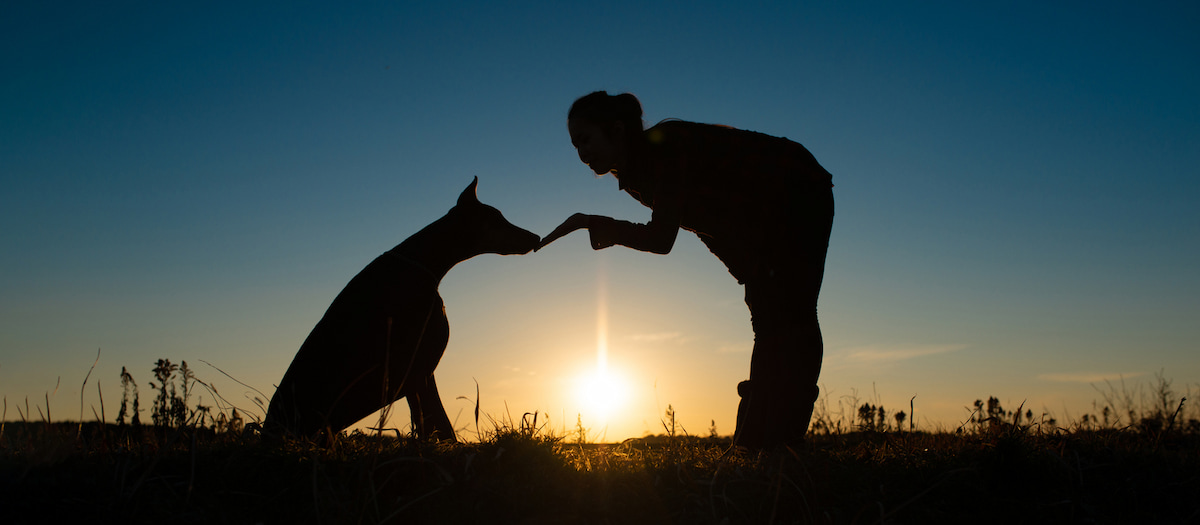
[622,120,834,281]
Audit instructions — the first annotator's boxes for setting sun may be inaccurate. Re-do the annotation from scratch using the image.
[572,259,632,423]
[575,366,631,421]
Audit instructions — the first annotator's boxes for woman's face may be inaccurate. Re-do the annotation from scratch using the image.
[568,118,627,175]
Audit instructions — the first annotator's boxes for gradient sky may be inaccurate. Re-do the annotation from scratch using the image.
[3,1,1198,441]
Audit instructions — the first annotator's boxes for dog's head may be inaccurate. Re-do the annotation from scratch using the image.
[454,177,540,256]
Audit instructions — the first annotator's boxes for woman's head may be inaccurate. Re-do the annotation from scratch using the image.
[568,91,644,136]
[567,91,644,175]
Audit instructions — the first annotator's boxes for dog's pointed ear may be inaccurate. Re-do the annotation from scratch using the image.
[458,176,480,207]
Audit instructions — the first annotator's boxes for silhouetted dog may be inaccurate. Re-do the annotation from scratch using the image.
[264,178,539,441]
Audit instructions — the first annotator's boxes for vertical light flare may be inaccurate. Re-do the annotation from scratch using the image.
[596,257,608,372]
[575,256,630,425]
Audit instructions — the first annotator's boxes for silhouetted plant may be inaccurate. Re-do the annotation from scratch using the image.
[986,396,1003,421]
[146,358,201,428]
[857,402,889,432]
[117,366,141,428]
[193,403,212,428]
[149,358,179,427]
[1080,413,1094,430]
[857,403,873,431]
[112,358,231,433]
[575,414,588,445]
[519,411,544,440]
[177,361,194,423]
[215,407,243,434]
[662,404,678,438]
[1153,371,1175,424]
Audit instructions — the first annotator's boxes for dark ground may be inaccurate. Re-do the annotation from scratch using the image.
[2,422,1199,524]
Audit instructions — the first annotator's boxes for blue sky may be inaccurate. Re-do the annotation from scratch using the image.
[3,1,1198,439]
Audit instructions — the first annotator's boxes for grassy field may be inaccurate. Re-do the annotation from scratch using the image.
[2,362,1199,524]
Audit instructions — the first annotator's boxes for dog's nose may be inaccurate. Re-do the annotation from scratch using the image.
[519,232,541,254]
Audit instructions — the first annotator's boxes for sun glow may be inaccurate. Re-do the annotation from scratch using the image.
[575,365,631,420]
[574,258,631,421]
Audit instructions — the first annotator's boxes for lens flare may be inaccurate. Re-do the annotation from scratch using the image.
[597,259,608,370]
[574,257,630,421]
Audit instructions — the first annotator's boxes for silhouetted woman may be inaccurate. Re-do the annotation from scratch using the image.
[538,91,834,450]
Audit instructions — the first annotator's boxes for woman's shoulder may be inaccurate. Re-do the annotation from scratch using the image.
[644,119,692,144]
[639,119,830,185]
[644,120,735,154]
[646,119,727,136]
[645,119,791,146]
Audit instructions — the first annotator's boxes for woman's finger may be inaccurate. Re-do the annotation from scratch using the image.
[535,227,571,251]
[534,214,590,252]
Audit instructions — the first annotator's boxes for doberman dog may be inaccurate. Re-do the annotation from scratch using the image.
[264,178,539,441]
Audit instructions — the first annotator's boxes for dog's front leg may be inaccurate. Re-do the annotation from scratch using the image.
[406,374,456,442]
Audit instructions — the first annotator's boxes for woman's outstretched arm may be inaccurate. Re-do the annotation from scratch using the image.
[535,186,682,254]
[535,212,595,251]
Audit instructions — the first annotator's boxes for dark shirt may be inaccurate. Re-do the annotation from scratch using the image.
[591,120,833,283]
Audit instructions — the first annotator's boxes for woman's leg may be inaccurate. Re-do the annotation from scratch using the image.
[735,275,824,449]
[734,188,833,450]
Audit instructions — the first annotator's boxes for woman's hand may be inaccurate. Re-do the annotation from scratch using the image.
[535,213,591,252]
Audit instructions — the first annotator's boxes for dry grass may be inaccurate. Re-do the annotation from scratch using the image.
[2,361,1199,524]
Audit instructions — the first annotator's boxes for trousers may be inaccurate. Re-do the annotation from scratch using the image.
[733,185,833,450]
